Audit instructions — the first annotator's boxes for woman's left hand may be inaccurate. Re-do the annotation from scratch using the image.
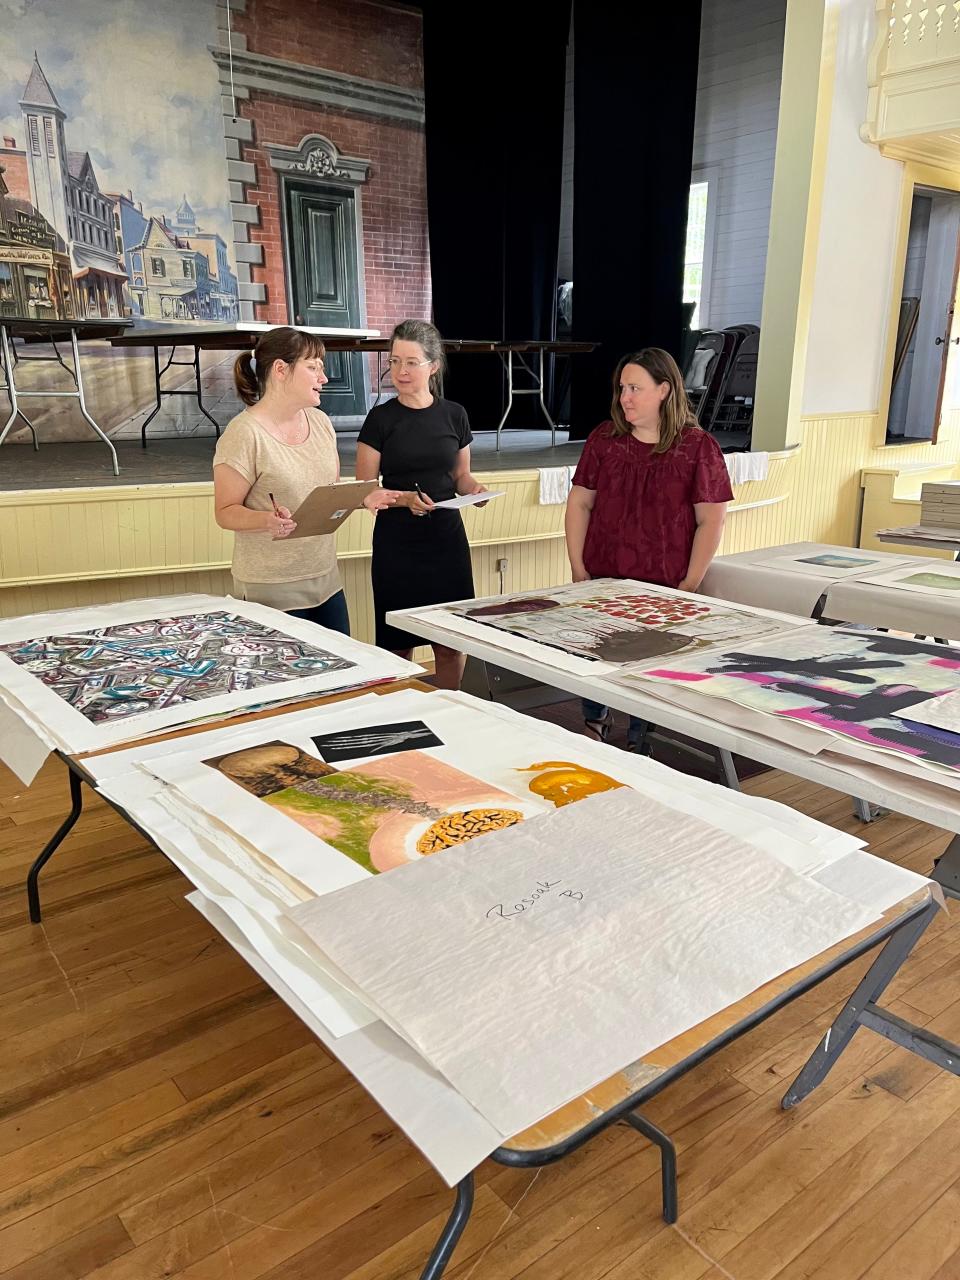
[468,483,489,508]
[362,487,402,513]
[677,577,700,593]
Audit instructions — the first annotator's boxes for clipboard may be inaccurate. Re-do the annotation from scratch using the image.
[287,480,379,537]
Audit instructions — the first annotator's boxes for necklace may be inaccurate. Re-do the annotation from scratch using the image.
[249,407,309,446]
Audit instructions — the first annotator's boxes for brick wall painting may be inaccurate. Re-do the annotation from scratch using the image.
[0,0,429,441]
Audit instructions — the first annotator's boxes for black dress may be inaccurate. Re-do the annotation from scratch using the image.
[358,396,476,650]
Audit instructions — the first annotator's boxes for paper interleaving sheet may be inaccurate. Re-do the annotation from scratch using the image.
[288,788,878,1139]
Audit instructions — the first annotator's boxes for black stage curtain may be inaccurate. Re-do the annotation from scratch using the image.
[570,2,702,439]
[420,1,570,428]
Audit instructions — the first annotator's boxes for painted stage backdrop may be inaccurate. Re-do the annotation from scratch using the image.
[0,0,428,440]
[0,1,238,326]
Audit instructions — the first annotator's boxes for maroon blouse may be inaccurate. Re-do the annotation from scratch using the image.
[572,423,734,588]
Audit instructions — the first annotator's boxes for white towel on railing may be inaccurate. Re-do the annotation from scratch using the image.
[725,451,769,484]
[539,465,577,504]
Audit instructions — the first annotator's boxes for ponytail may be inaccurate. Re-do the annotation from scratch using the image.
[233,327,326,406]
[234,351,260,406]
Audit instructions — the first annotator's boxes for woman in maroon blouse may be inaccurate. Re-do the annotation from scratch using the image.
[565,347,733,748]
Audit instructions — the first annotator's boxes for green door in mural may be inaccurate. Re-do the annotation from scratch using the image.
[284,182,367,418]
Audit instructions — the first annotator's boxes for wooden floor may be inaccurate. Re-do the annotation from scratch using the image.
[2,753,960,1279]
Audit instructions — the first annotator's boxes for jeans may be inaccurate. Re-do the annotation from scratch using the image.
[288,589,351,636]
[582,698,649,746]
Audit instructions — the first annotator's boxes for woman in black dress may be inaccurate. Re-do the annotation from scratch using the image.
[355,319,487,689]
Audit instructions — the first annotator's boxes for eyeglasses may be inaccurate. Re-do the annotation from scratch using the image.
[388,357,434,372]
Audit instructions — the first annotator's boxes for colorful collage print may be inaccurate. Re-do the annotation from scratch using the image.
[0,611,355,725]
[643,629,960,772]
[450,581,794,664]
[203,723,623,874]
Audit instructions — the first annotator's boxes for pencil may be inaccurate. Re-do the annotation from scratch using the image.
[268,492,281,517]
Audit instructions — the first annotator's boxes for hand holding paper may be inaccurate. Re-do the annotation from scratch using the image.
[433,490,505,511]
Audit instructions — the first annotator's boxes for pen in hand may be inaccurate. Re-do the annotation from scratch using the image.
[414,482,432,517]
[268,492,281,517]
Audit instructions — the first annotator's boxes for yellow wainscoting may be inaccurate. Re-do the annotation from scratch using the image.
[721,414,960,553]
[0,470,570,644]
[6,420,960,629]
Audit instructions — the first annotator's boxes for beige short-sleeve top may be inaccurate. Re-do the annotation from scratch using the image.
[213,407,342,604]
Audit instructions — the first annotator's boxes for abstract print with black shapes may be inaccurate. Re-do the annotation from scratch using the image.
[644,630,960,772]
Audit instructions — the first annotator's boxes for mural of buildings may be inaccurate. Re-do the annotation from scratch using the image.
[19,56,126,318]
[0,54,239,325]
[108,191,238,321]
[167,195,238,320]
[0,162,77,320]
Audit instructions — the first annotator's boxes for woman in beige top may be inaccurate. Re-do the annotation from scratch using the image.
[213,326,398,634]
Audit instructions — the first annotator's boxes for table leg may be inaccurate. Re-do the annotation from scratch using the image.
[624,1112,678,1222]
[496,350,514,452]
[0,325,39,451]
[781,898,943,1108]
[71,328,119,476]
[420,1174,475,1279]
[537,347,558,447]
[193,347,221,438]
[141,346,164,447]
[27,765,84,924]
[717,749,741,790]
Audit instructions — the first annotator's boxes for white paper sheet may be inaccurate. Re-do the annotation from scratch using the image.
[857,561,960,598]
[288,788,881,1138]
[757,552,896,579]
[0,594,421,781]
[432,491,505,510]
[895,689,960,733]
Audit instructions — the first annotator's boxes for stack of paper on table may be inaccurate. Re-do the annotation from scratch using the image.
[0,594,421,784]
[86,687,933,1181]
[287,787,889,1137]
[921,482,960,530]
[877,524,960,544]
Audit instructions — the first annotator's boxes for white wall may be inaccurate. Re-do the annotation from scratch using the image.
[800,0,905,416]
[692,0,787,330]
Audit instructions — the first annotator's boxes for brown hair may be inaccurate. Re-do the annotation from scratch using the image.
[233,326,327,406]
[609,347,699,453]
[391,318,446,398]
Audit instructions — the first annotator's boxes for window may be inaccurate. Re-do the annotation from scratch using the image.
[150,257,165,277]
[683,169,718,330]
[115,235,123,255]
[132,253,142,272]
[27,116,40,156]
[43,117,55,157]
[182,258,194,278]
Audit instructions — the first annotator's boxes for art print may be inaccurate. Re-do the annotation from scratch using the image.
[0,610,354,725]
[312,720,443,764]
[203,741,623,874]
[448,580,794,665]
[641,629,960,772]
